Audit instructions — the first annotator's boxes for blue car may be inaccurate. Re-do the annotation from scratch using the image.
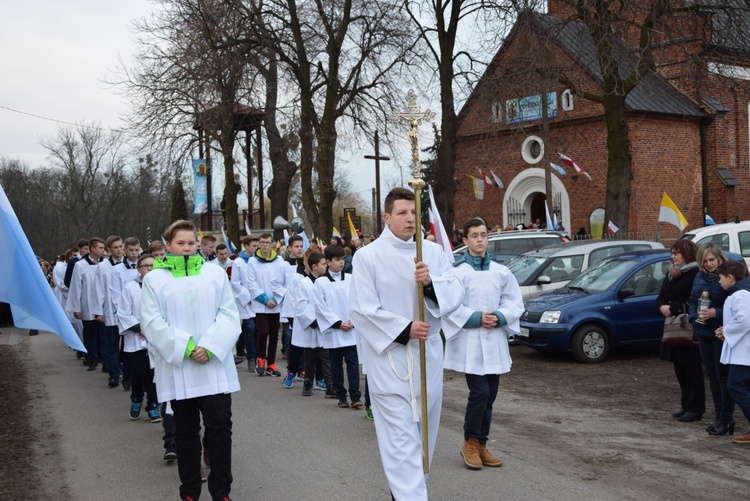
[516,249,671,363]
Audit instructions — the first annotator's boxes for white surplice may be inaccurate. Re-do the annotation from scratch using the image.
[349,226,463,501]
[140,263,241,401]
[246,253,287,314]
[66,257,100,320]
[229,258,255,320]
[315,273,356,349]
[443,261,524,375]
[292,275,321,348]
[117,280,149,353]
[720,289,750,366]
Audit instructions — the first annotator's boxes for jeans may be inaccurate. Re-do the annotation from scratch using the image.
[255,313,280,365]
[330,345,361,400]
[698,337,735,423]
[102,325,121,378]
[172,394,233,501]
[727,364,750,425]
[125,350,157,407]
[241,318,256,361]
[282,320,292,355]
[464,373,501,444]
[82,320,101,364]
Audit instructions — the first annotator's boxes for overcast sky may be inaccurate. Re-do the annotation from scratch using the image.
[0,1,422,218]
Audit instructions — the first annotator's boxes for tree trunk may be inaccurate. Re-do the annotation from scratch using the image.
[602,94,632,234]
[436,26,457,236]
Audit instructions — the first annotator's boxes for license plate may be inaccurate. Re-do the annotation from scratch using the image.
[519,327,530,337]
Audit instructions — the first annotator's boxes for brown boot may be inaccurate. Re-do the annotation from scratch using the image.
[477,443,503,467]
[460,438,483,470]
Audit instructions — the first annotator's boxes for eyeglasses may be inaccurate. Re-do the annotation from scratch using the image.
[138,264,153,269]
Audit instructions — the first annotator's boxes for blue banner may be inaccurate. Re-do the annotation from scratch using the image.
[506,92,558,124]
[0,183,85,351]
[193,159,208,214]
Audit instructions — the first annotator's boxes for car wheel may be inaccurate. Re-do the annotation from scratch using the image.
[571,324,609,363]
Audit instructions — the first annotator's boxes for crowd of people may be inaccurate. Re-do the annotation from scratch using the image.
[22,187,750,501]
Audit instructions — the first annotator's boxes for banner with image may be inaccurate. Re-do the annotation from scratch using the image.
[192,159,208,214]
[506,92,558,124]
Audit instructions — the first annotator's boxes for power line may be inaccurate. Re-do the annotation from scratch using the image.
[0,104,124,132]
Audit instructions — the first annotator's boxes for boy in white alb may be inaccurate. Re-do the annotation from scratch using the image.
[315,244,360,408]
[443,217,524,470]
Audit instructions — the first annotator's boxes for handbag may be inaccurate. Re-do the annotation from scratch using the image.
[662,305,694,346]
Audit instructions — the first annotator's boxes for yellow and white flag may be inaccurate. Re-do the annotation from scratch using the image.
[468,175,485,200]
[658,192,688,232]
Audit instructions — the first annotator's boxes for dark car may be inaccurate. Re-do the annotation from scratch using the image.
[516,249,671,363]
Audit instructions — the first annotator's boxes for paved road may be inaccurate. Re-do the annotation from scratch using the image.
[20,329,617,500]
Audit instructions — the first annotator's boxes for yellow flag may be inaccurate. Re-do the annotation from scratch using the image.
[658,192,688,232]
[347,212,358,238]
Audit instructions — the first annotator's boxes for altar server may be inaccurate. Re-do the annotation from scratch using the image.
[443,217,524,470]
[349,187,463,500]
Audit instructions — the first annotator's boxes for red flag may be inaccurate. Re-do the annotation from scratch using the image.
[477,169,493,190]
[559,153,592,180]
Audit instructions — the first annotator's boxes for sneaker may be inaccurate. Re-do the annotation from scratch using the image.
[130,400,143,420]
[266,363,282,377]
[732,431,750,444]
[338,398,349,408]
[315,379,327,391]
[302,378,313,396]
[364,405,374,421]
[247,358,256,372]
[108,376,119,388]
[234,356,245,365]
[256,358,266,376]
[121,377,131,391]
[325,392,337,399]
[163,448,177,462]
[350,399,364,409]
[147,405,162,423]
[283,372,295,388]
[294,371,305,381]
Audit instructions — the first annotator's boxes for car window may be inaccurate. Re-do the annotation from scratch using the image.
[589,246,626,267]
[507,255,547,284]
[539,255,584,283]
[621,260,668,296]
[534,237,562,250]
[696,233,729,251]
[739,232,750,258]
[566,258,639,294]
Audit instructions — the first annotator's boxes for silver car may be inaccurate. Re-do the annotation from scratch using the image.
[507,239,665,301]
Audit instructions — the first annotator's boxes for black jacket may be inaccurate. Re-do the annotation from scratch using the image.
[656,265,701,363]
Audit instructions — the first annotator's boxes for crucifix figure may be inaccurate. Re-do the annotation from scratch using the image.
[392,89,435,474]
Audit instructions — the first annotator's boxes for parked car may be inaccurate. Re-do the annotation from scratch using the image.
[453,230,568,265]
[516,249,670,363]
[681,220,750,267]
[507,239,664,301]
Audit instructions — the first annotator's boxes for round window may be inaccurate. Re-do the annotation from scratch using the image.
[521,135,544,164]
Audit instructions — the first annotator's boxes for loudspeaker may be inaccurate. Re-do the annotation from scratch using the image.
[273,215,305,234]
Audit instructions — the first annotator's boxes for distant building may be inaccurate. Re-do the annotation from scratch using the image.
[455,1,750,240]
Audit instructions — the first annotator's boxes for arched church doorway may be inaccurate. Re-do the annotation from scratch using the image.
[502,168,571,232]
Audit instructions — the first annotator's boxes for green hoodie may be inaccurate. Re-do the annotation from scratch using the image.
[153,254,205,278]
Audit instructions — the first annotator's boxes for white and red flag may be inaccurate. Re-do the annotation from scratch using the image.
[477,169,493,190]
[559,153,592,180]
[607,220,619,235]
[428,185,454,263]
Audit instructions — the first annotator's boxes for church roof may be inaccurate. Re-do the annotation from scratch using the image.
[532,12,706,118]
[693,0,750,53]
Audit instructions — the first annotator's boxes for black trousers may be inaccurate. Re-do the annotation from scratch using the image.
[255,313,280,365]
[674,362,706,414]
[464,373,500,444]
[124,350,157,407]
[330,345,361,400]
[172,393,233,501]
[303,347,331,385]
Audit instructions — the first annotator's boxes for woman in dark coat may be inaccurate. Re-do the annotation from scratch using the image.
[656,239,704,422]
[689,243,735,435]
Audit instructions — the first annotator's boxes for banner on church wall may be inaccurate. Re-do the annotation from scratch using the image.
[192,159,208,214]
[506,92,558,124]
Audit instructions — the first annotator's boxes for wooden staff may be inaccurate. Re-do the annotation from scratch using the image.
[394,89,435,474]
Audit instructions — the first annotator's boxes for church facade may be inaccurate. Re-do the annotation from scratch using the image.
[454,2,750,241]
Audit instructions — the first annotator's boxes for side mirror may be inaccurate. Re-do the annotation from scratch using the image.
[537,275,551,285]
[618,288,635,300]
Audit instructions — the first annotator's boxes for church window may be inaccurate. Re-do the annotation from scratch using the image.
[562,89,573,111]
[521,135,545,164]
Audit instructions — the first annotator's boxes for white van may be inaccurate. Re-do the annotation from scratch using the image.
[681,221,750,267]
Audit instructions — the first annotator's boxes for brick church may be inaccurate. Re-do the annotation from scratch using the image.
[455,1,750,240]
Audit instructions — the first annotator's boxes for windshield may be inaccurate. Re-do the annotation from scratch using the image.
[565,258,639,294]
[507,255,547,284]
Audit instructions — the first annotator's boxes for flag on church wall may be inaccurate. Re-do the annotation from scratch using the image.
[551,162,567,176]
[477,169,493,190]
[658,192,688,231]
[0,183,85,352]
[468,175,485,199]
[490,170,505,189]
[559,153,592,180]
